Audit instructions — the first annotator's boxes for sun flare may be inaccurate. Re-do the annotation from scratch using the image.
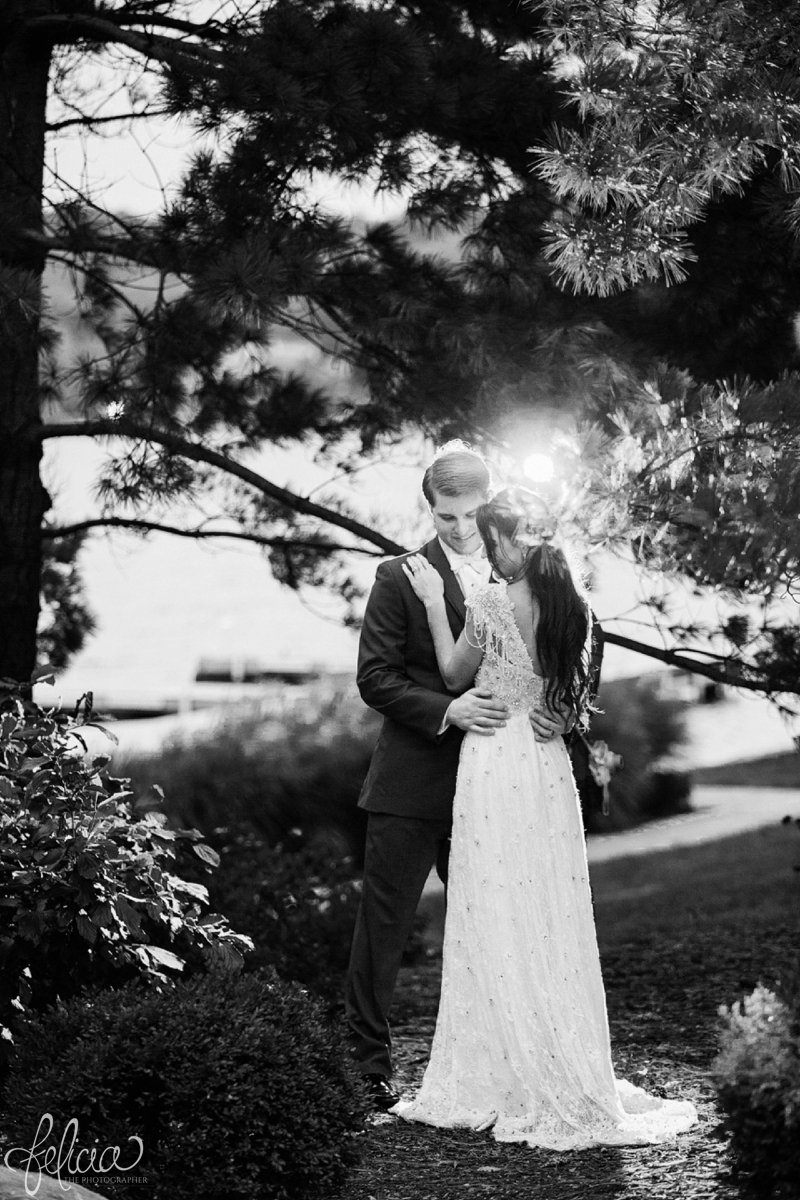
[522,453,555,483]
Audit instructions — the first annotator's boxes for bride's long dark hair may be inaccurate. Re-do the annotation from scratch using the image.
[476,488,592,722]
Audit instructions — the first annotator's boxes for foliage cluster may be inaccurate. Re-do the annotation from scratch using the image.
[713,982,800,1196]
[0,685,252,1058]
[2,969,366,1200]
[582,674,690,832]
[121,688,430,1002]
[120,688,374,857]
[37,533,96,671]
[574,374,800,606]
[194,830,366,1005]
[0,681,368,1195]
[3,0,800,707]
[536,0,800,296]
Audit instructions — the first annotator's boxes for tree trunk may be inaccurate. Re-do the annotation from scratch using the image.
[0,6,53,683]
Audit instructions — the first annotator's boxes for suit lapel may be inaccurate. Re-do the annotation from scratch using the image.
[423,537,467,627]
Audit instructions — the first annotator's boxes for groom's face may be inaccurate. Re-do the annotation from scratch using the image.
[430,489,485,555]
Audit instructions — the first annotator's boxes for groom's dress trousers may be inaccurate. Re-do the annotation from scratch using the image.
[345,537,488,1078]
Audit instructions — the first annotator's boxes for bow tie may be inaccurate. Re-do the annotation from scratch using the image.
[449,550,485,568]
[448,551,489,599]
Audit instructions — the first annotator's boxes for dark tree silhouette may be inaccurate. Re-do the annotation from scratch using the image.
[2,1,800,705]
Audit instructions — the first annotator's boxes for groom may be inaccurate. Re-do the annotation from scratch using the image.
[345,442,576,1110]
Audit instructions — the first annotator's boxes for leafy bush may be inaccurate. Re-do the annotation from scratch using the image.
[712,983,800,1196]
[119,685,374,859]
[2,969,366,1200]
[185,827,428,1007]
[0,687,251,1061]
[116,689,409,1003]
[198,830,362,1003]
[581,674,691,832]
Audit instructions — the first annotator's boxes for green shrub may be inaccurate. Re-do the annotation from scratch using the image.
[2,969,366,1200]
[712,984,800,1196]
[0,687,251,1060]
[116,689,418,1003]
[119,686,374,859]
[189,827,428,1007]
[581,675,691,832]
[200,830,362,1003]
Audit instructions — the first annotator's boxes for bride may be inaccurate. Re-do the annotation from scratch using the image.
[394,486,697,1150]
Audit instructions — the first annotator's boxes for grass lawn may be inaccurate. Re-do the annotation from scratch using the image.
[342,822,800,1200]
[691,752,800,788]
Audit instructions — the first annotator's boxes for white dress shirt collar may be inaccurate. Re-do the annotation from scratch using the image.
[437,537,491,595]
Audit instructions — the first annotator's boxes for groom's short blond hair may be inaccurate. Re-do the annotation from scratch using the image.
[422,440,491,505]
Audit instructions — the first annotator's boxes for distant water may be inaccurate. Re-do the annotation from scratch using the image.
[41,438,383,710]
[47,528,362,711]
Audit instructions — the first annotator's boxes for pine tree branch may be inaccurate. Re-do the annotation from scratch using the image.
[25,14,224,71]
[42,516,384,556]
[46,253,148,323]
[601,631,795,696]
[114,13,231,41]
[43,162,156,246]
[40,164,175,278]
[28,231,164,273]
[37,420,406,556]
[310,295,410,373]
[46,108,174,132]
[633,430,768,486]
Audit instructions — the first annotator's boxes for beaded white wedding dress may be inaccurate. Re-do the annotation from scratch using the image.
[394,582,698,1149]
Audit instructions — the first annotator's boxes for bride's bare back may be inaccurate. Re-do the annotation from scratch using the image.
[506,578,544,678]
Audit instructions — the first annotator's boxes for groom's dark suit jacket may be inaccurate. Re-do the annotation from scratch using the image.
[356,537,606,823]
[357,537,468,821]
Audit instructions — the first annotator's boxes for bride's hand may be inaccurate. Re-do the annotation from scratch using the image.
[402,555,445,606]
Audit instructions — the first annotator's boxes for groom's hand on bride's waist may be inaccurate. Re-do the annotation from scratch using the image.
[442,689,509,736]
[529,703,574,743]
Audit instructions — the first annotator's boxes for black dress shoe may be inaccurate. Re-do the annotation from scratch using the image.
[362,1073,400,1111]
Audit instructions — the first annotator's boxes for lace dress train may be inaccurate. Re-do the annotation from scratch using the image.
[394,582,697,1150]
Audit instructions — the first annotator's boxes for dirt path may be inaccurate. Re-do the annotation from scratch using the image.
[345,962,738,1200]
[342,824,800,1200]
[587,785,800,862]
